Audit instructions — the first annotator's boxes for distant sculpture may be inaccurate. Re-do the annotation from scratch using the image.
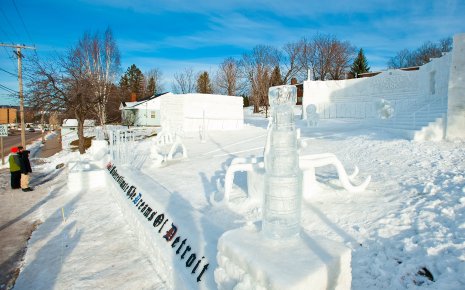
[306,104,319,127]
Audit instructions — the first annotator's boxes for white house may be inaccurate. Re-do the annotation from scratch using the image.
[119,93,167,127]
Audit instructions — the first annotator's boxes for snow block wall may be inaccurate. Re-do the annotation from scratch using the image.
[446,33,465,140]
[159,93,244,133]
[105,164,216,290]
[302,51,451,120]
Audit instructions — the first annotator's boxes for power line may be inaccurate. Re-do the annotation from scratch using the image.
[0,67,17,77]
[0,7,20,39]
[0,25,18,65]
[0,66,34,81]
[0,25,14,44]
[0,83,18,94]
[10,0,34,44]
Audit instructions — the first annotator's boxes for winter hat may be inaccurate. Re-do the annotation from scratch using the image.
[11,147,18,153]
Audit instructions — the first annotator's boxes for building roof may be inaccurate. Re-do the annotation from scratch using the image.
[62,119,95,127]
[121,92,170,108]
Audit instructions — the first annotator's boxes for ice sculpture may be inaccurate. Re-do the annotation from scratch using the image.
[262,85,302,239]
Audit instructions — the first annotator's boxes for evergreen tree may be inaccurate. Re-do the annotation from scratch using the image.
[145,77,156,98]
[270,66,283,86]
[196,71,213,94]
[119,64,144,101]
[350,48,370,77]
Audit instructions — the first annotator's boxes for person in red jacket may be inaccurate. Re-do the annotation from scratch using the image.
[8,147,21,189]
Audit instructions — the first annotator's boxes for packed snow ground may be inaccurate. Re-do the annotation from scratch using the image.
[11,115,465,289]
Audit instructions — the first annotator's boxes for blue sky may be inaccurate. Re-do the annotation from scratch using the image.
[1,0,464,105]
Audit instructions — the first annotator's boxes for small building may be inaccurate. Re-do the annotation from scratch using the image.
[61,119,96,136]
[119,93,166,127]
[0,107,17,124]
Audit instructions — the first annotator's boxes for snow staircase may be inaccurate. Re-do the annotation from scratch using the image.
[376,98,448,141]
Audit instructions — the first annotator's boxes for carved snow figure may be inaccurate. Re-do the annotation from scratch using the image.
[306,104,319,127]
[376,98,394,119]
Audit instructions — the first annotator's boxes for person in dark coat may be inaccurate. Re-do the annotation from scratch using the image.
[18,148,33,192]
[8,147,21,189]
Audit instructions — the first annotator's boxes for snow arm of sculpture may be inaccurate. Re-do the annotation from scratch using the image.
[299,153,371,193]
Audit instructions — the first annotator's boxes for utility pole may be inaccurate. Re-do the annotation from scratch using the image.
[0,43,36,148]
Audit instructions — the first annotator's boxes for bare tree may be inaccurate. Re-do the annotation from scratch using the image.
[215,57,241,96]
[438,37,453,53]
[388,37,453,69]
[297,34,355,80]
[172,67,196,93]
[281,41,305,83]
[240,45,280,115]
[298,37,317,80]
[78,28,120,126]
[329,40,355,80]
[121,109,137,128]
[27,42,98,154]
[387,49,413,69]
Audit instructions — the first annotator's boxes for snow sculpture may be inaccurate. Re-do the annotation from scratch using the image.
[219,90,370,212]
[299,153,371,194]
[305,104,319,127]
[376,98,394,119]
[167,134,188,160]
[149,145,166,167]
[222,157,264,203]
[262,85,302,239]
[150,130,188,167]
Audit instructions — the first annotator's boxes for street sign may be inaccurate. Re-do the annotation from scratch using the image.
[0,124,8,137]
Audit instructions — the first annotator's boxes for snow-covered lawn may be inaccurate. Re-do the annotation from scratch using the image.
[13,116,465,289]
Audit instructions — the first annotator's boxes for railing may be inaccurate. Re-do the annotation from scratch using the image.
[381,95,447,129]
[411,95,447,128]
[107,128,155,166]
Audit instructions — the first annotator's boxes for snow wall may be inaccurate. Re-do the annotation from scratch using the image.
[159,93,244,133]
[446,33,465,140]
[302,53,451,120]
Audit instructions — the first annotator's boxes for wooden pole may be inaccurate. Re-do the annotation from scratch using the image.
[17,47,26,148]
[0,43,36,149]
[1,137,3,165]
